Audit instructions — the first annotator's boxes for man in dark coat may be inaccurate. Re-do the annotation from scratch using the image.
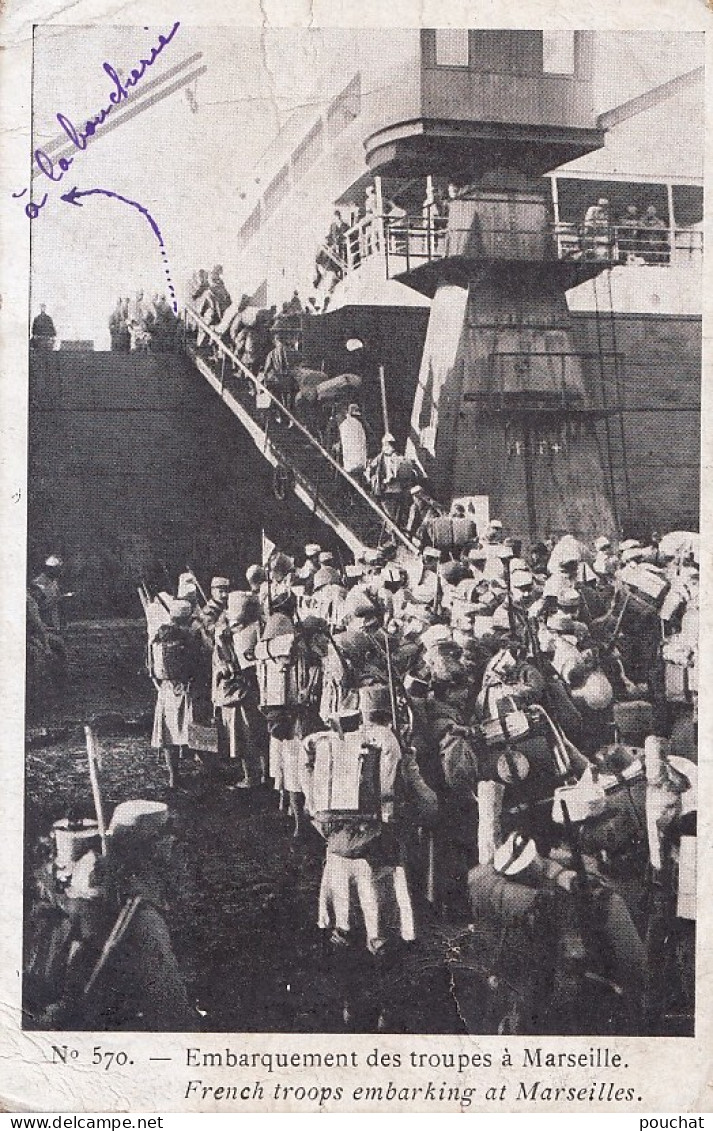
[31,305,57,349]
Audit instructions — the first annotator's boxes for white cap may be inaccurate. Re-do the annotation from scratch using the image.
[494,832,541,879]
[305,543,321,558]
[45,555,63,568]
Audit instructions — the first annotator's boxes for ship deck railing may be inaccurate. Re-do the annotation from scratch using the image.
[182,306,421,558]
[338,213,703,279]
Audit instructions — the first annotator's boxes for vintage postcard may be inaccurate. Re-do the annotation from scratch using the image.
[1,0,712,1115]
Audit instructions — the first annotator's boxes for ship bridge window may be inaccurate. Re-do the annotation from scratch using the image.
[469,31,545,74]
[543,31,575,74]
[672,184,703,227]
[434,29,470,67]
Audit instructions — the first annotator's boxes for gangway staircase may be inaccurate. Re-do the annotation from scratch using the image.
[182,308,420,561]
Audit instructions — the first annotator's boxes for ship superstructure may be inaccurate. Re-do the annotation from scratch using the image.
[186,29,703,544]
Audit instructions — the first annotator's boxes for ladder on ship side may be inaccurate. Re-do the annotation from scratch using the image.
[181,308,421,561]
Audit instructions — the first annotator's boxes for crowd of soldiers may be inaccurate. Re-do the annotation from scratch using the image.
[114,519,697,1031]
[108,292,180,353]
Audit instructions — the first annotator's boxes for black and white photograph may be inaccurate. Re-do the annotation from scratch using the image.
[17,20,703,1055]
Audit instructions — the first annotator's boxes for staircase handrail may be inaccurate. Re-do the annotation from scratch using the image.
[318,240,349,274]
[183,306,420,556]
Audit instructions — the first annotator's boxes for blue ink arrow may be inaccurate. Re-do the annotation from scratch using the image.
[60,185,178,313]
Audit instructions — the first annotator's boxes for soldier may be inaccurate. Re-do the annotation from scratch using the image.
[26,589,66,702]
[310,566,347,631]
[26,800,193,1031]
[256,592,323,836]
[409,546,441,608]
[31,554,71,632]
[367,434,415,527]
[212,591,264,787]
[262,323,296,423]
[297,543,321,594]
[406,484,443,543]
[31,304,57,350]
[303,707,438,1029]
[245,563,266,596]
[337,404,369,483]
[209,264,232,318]
[151,599,203,788]
[196,575,230,648]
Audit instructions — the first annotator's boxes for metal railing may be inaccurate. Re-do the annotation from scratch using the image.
[332,213,703,278]
[183,306,420,556]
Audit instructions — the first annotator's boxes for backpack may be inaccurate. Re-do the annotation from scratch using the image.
[306,729,383,858]
[255,633,298,707]
[460,862,559,1032]
[151,633,194,683]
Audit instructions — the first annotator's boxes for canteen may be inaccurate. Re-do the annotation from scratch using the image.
[572,669,614,711]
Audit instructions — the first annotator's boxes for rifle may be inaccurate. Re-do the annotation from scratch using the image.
[323,624,357,687]
[384,624,436,905]
[84,725,107,856]
[560,800,618,989]
[137,582,150,612]
[139,579,171,616]
[138,580,170,688]
[265,555,274,617]
[384,631,399,735]
[503,553,516,638]
[83,896,143,999]
[214,621,250,703]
